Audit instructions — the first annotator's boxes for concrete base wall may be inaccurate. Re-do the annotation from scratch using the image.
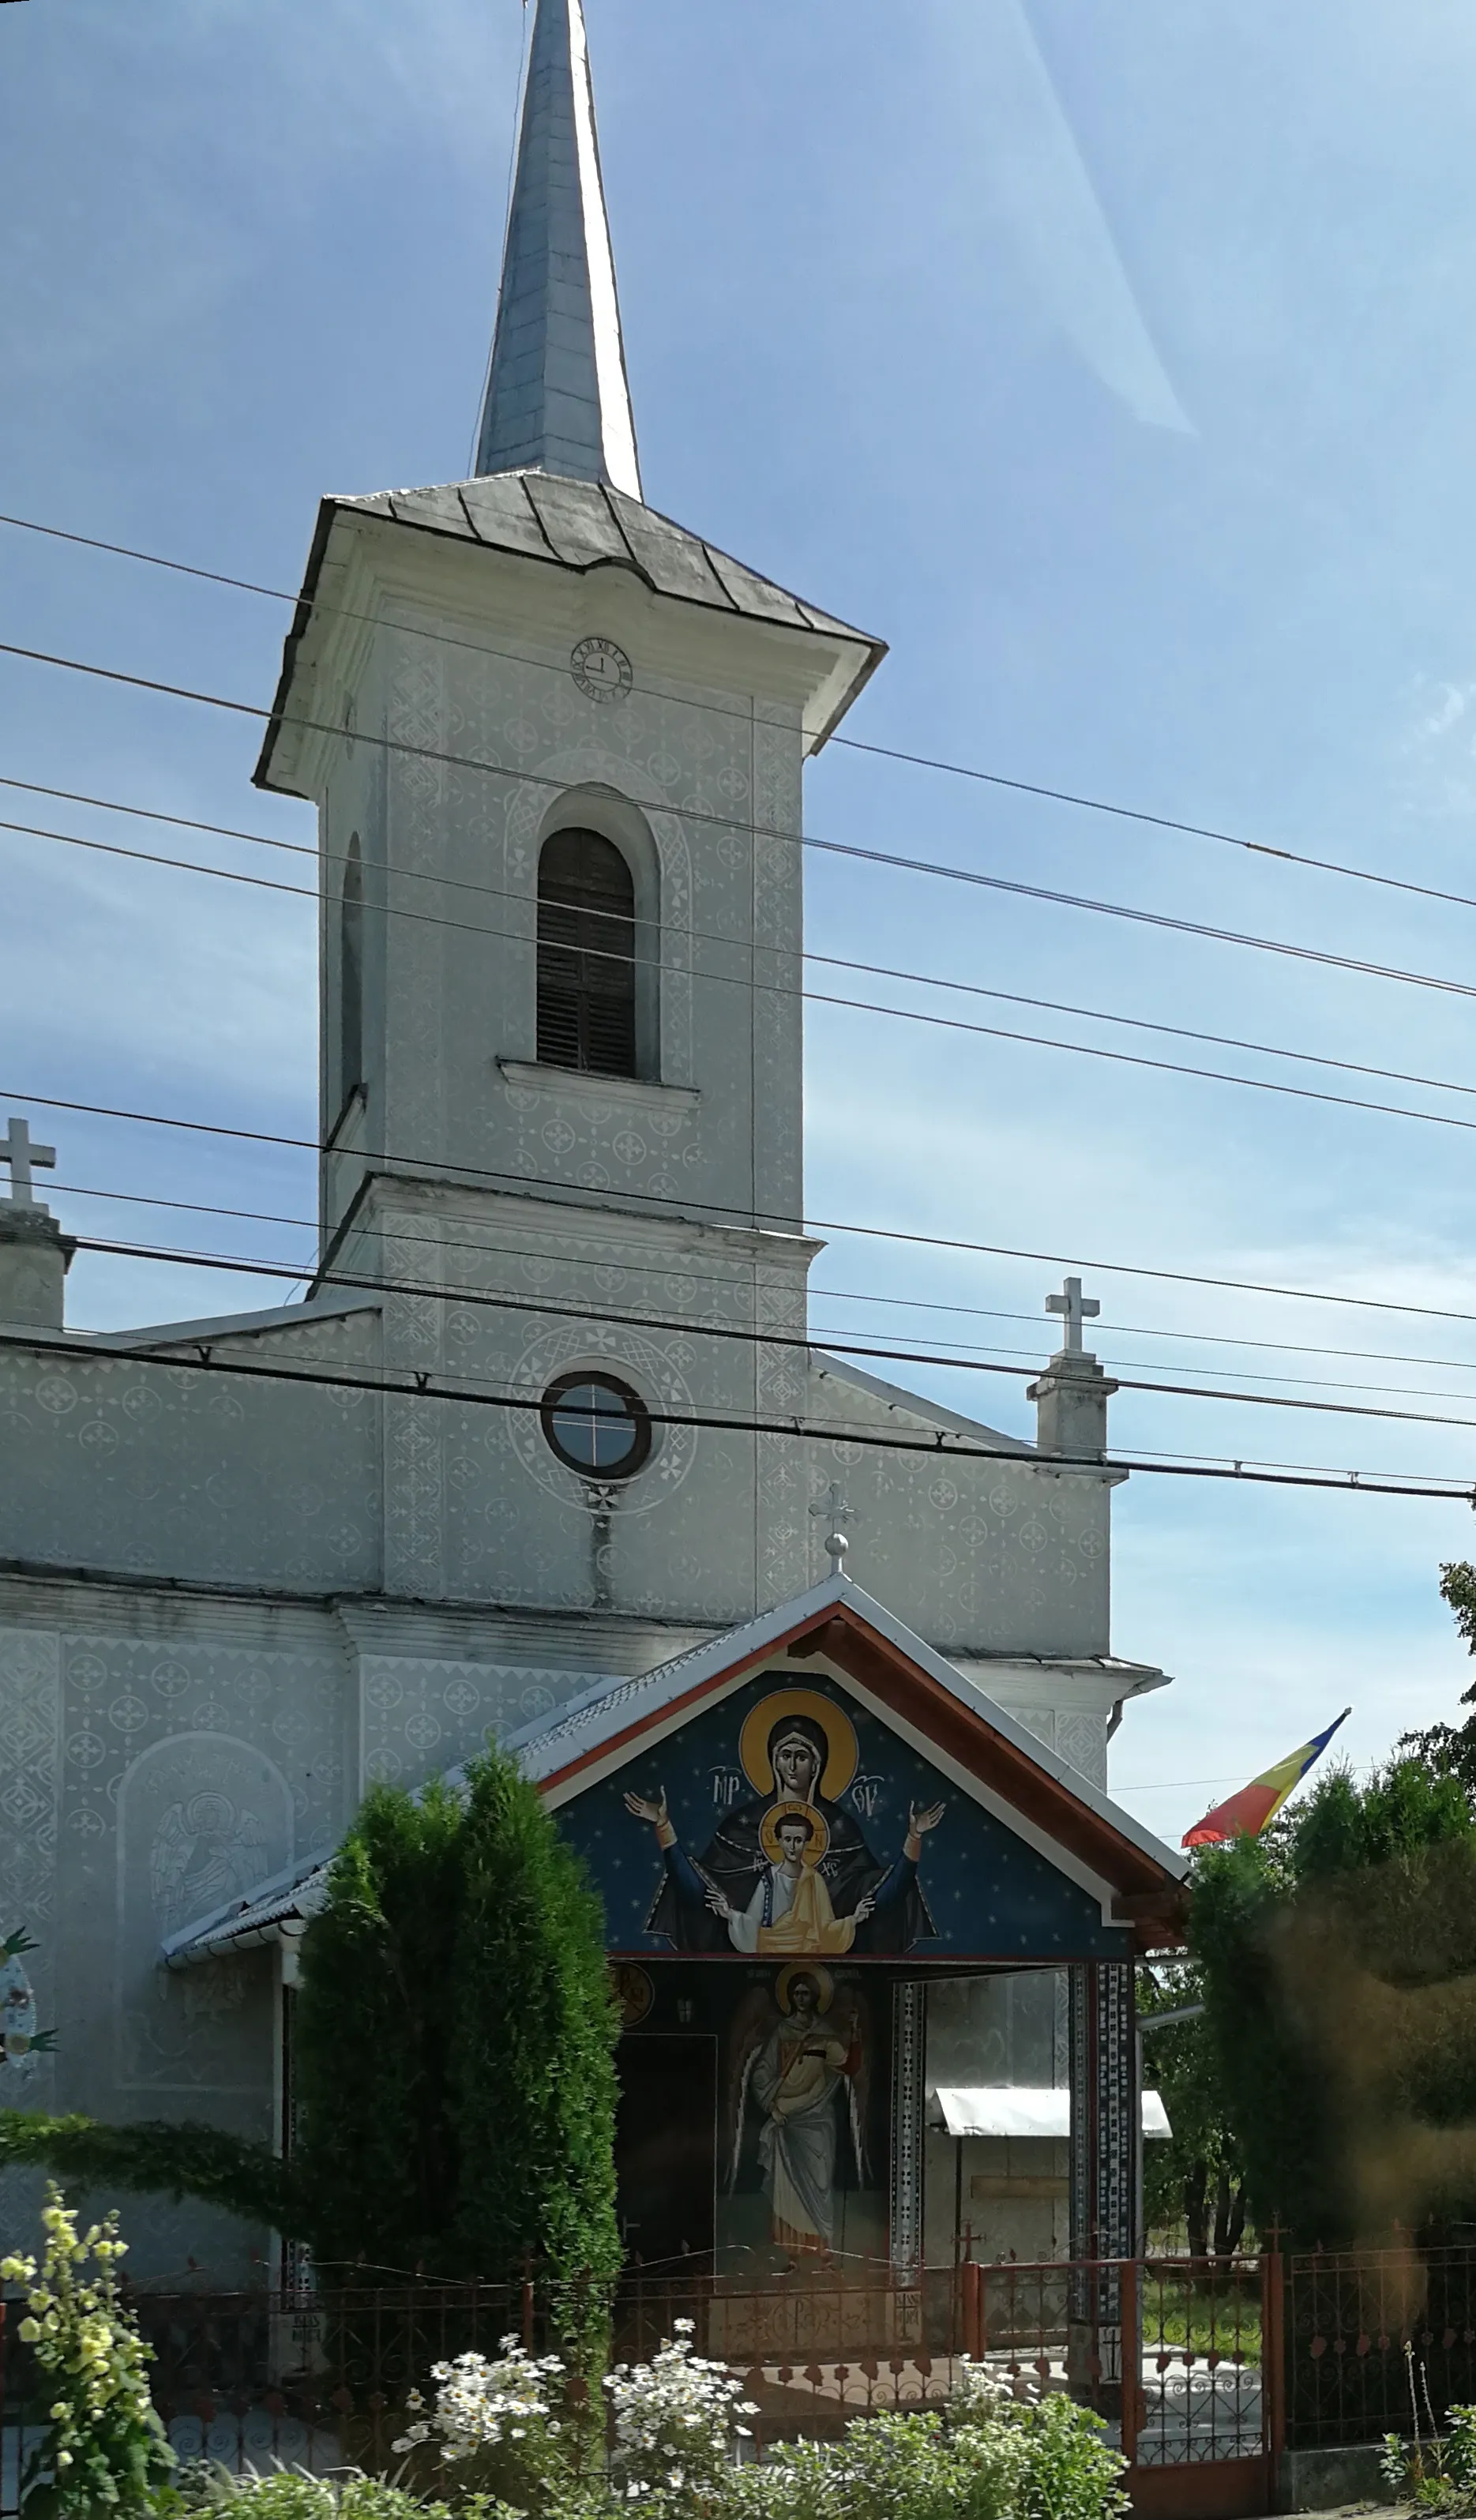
[1279,2443,1395,2510]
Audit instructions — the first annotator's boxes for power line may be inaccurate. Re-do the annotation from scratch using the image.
[51,1226,1476,1437]
[22,811,1476,1140]
[15,783,1476,1119]
[7,503,1476,927]
[1,1320,1470,1502]
[8,631,1476,1016]
[47,1175,1476,1398]
[16,1079,1476,1331]
[51,1234,1476,1441]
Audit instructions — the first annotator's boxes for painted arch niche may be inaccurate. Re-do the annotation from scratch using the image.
[116,1733,292,2091]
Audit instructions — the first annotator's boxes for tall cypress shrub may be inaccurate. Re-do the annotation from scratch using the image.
[448,1748,621,2287]
[292,1778,468,2275]
[0,1752,621,2293]
[291,1749,620,2286]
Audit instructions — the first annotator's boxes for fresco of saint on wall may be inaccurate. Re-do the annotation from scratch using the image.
[622,1688,943,1957]
[727,1965,870,2260]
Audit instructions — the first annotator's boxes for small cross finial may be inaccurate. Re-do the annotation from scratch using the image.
[810,1478,853,1578]
[1,1118,56,1215]
[1046,1275,1099,1357]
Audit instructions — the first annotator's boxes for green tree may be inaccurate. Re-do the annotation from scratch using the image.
[291,1776,468,2274]
[1398,1561,1476,1797]
[1138,1960,1247,2259]
[446,1751,620,2289]
[0,1746,621,2295]
[1190,1755,1476,2247]
[280,1744,621,2287]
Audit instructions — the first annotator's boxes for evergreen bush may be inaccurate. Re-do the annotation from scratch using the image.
[292,1748,620,2289]
[0,1745,620,2300]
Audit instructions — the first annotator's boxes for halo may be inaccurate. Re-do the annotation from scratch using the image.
[608,1962,654,2030]
[760,1799,830,1868]
[776,1963,833,2015]
[738,1688,858,1801]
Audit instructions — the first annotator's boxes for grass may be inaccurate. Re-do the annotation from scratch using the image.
[1143,2284,1263,2362]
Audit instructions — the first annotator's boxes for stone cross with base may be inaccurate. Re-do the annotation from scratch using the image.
[1046,1275,1099,1356]
[810,1479,853,1577]
[1,1118,56,1215]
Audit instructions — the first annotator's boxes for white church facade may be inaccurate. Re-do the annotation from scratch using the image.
[0,0,1183,2289]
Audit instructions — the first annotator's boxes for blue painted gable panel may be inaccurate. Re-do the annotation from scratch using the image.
[554,1669,1129,1964]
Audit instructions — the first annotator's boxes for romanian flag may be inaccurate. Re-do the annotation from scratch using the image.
[1181,1710,1350,1849]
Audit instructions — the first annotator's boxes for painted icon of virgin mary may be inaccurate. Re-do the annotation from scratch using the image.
[622,1688,941,1955]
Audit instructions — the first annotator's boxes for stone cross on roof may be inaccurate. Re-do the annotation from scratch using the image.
[1,1117,55,1215]
[1046,1275,1099,1357]
[810,1479,853,1578]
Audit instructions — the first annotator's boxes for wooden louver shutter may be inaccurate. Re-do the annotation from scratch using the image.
[537,828,637,1077]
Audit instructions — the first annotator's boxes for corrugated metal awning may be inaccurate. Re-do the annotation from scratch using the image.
[935,2086,1171,2139]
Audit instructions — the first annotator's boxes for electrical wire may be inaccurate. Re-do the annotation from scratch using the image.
[44,1175,1476,1395]
[14,1078,1476,1331]
[7,504,1476,927]
[7,631,1476,1015]
[2,1320,1470,1501]
[45,1224,1476,1438]
[41,1177,1476,1405]
[21,810,1476,1138]
[13,783,1476,1117]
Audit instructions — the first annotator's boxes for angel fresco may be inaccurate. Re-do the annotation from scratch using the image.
[723,1967,871,2261]
[621,1687,943,1956]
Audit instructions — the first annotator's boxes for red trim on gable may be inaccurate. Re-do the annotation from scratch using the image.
[538,1596,1184,1932]
[537,1603,836,1794]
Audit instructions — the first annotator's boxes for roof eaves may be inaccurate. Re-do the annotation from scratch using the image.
[513,1574,849,1781]
[832,1585,1185,1880]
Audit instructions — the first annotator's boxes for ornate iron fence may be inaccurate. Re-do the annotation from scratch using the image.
[1284,2243,1476,2450]
[0,2255,1286,2514]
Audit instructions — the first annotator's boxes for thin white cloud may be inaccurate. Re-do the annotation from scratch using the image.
[930,0,1192,434]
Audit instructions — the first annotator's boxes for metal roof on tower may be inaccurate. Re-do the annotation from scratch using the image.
[475,0,641,495]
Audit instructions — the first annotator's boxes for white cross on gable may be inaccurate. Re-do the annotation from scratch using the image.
[810,1478,854,1577]
[1,1118,55,1213]
[1046,1275,1099,1356]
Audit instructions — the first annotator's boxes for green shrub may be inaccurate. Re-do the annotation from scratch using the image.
[1381,2400,1476,2511]
[727,2391,1125,2520]
[294,1750,620,2292]
[176,2477,454,2520]
[734,2408,1020,2520]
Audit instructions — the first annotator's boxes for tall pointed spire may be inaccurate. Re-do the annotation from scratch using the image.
[475,0,642,497]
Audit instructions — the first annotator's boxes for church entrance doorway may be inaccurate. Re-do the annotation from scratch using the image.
[615,2032,717,2266]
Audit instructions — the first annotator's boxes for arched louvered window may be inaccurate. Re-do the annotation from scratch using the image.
[537,828,637,1077]
[340,835,365,1101]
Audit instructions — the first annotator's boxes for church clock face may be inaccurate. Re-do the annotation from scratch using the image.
[570,636,633,703]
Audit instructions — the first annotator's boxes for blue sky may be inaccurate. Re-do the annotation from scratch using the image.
[6,0,1476,1845]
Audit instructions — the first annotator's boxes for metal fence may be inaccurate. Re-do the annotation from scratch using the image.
[958,2251,1271,2477]
[14,2240,1476,2512]
[1285,2242,1476,2450]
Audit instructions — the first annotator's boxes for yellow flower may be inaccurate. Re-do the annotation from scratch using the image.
[17,2319,39,2344]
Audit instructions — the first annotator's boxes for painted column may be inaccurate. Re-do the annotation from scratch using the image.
[890,1978,926,2344]
[1068,1959,1137,2402]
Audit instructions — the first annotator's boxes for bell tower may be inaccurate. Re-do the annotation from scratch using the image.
[252,0,886,1618]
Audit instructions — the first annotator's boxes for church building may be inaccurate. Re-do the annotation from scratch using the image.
[0,0,1184,2297]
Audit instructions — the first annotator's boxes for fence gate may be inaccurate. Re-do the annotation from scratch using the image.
[961,2252,1279,2520]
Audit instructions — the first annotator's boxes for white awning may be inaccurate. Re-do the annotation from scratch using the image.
[936,2086,1172,2139]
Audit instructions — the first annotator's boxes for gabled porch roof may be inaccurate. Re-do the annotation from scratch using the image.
[505,1575,1186,1946]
